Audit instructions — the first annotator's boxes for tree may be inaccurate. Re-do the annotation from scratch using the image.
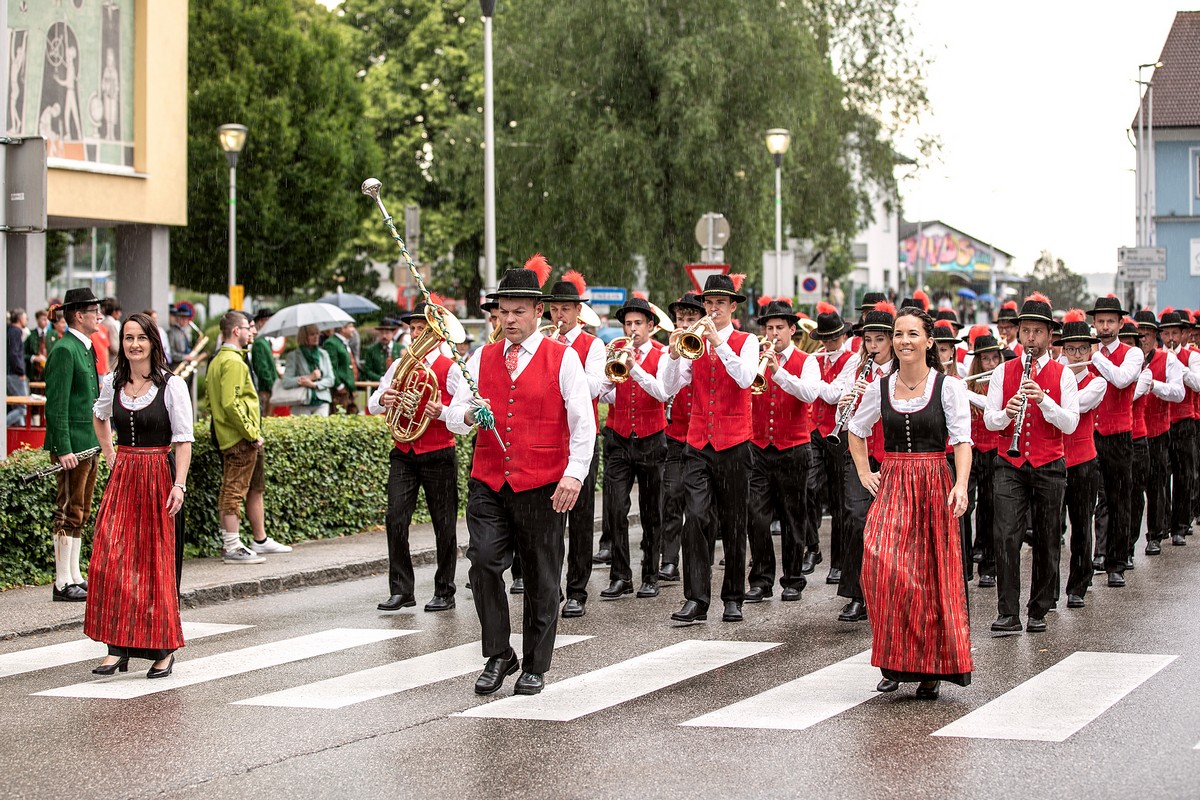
[1026,250,1091,311]
[172,0,380,296]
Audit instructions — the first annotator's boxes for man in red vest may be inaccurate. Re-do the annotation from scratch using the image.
[746,298,823,602]
[544,269,606,618]
[1159,309,1199,546]
[995,301,1023,359]
[1086,295,1143,586]
[597,296,670,600]
[985,293,1079,634]
[447,257,596,696]
[1131,311,1184,553]
[369,302,464,614]
[660,273,759,623]
[658,293,705,582]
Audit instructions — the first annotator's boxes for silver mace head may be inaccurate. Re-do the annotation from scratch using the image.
[361,177,389,216]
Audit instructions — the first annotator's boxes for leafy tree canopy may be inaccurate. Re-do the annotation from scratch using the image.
[1027,250,1091,312]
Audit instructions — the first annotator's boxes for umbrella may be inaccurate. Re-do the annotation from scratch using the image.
[256,302,355,338]
[317,290,380,314]
[956,288,978,300]
[977,293,996,304]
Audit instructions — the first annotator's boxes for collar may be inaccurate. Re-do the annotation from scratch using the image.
[872,358,894,375]
[335,332,349,345]
[563,324,583,344]
[67,328,93,349]
[1102,338,1121,354]
[221,343,245,354]
[507,331,545,356]
[1027,351,1052,368]
[777,343,796,362]
[634,339,653,355]
[713,323,735,344]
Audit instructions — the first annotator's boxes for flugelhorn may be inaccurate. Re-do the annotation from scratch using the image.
[385,303,466,444]
[671,316,710,360]
[826,355,874,446]
[605,337,635,383]
[751,340,775,395]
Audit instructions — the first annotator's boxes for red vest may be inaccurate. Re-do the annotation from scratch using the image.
[685,330,753,451]
[812,350,853,437]
[1091,342,1135,435]
[751,348,813,450]
[970,399,997,453]
[395,354,455,455]
[665,384,692,442]
[570,330,601,428]
[1144,349,1173,436]
[606,345,667,439]
[1064,371,1098,467]
[472,340,570,492]
[1170,348,1197,423]
[998,356,1066,468]
[860,363,888,464]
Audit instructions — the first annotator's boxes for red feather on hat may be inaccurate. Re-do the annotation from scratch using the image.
[1025,291,1051,305]
[1184,309,1196,322]
[873,300,897,315]
[816,301,838,315]
[912,289,930,311]
[633,290,648,301]
[968,324,990,345]
[1106,293,1118,299]
[524,253,552,286]
[1063,309,1086,323]
[757,295,774,307]
[729,273,746,292]
[934,320,955,332]
[560,269,587,295]
[1002,300,1018,311]
[428,292,446,307]
[1122,316,1136,326]
[797,311,810,320]
[1162,306,1175,314]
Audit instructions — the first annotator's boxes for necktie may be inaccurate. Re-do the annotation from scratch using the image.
[505,344,520,377]
[1030,357,1039,381]
[634,347,643,364]
[557,332,568,345]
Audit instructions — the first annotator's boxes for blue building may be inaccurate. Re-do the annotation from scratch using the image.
[1138,12,1200,308]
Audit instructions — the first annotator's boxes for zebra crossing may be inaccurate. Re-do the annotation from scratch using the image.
[3,620,1186,744]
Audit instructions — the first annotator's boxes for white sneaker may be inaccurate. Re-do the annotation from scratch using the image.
[250,537,293,554]
[223,546,266,564]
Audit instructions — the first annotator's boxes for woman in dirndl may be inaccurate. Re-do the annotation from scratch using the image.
[84,312,192,678]
[847,307,973,699]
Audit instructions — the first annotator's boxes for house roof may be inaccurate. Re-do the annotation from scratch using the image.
[898,220,1014,259]
[1133,11,1200,130]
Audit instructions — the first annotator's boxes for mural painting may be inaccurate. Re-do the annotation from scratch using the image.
[900,231,995,275]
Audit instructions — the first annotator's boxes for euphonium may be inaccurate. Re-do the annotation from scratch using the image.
[486,323,504,344]
[751,340,774,395]
[672,316,709,360]
[386,303,466,444]
[605,337,634,383]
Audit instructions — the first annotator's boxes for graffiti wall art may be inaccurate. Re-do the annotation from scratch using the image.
[900,231,995,275]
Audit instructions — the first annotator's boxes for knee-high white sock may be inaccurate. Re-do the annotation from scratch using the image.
[221,529,244,552]
[54,534,71,589]
[69,536,85,585]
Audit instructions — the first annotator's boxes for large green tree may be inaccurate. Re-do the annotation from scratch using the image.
[172,0,380,296]
[1027,250,1091,311]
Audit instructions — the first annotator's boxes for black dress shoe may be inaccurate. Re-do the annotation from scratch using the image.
[1107,571,1126,588]
[1026,616,1047,633]
[825,568,842,585]
[838,599,868,622]
[636,582,659,598]
[743,586,772,603]
[657,562,680,581]
[671,600,707,623]
[514,671,544,695]
[801,550,822,575]
[721,601,743,622]
[1172,533,1187,547]
[377,594,416,611]
[780,587,802,601]
[592,548,612,564]
[1091,556,1105,571]
[991,615,1022,634]
[977,574,996,588]
[424,595,455,612]
[78,580,88,591]
[92,657,129,676]
[474,650,520,695]
[915,680,941,700]
[1125,556,1135,570]
[146,654,175,679]
[600,579,634,599]
[509,578,525,594]
[1146,539,1162,555]
[561,598,585,618]
[52,583,87,602]
[876,678,900,693]
[1066,594,1085,608]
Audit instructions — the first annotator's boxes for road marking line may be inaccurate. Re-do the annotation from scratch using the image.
[933,651,1176,742]
[680,649,878,730]
[0,622,253,680]
[458,639,780,722]
[235,635,593,709]
[33,628,412,699]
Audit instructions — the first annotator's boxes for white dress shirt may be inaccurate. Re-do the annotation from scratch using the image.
[445,332,596,482]
[1136,349,1186,403]
[563,324,607,400]
[984,352,1080,434]
[599,340,669,404]
[368,349,464,418]
[94,372,195,443]
[1091,338,1144,389]
[1166,345,1200,392]
[660,323,760,396]
[67,327,94,350]
[848,368,972,445]
[1073,366,1108,413]
[814,342,861,404]
[769,344,823,402]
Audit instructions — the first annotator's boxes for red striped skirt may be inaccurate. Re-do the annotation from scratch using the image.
[83,446,185,651]
[861,452,972,685]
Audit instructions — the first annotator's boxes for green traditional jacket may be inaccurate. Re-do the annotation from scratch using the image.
[23,327,52,378]
[390,338,405,360]
[42,331,101,457]
[360,341,388,382]
[322,335,355,391]
[249,336,277,392]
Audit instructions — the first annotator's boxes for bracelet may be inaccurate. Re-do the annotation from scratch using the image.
[173,483,187,493]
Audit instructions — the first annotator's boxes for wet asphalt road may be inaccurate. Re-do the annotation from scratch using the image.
[3,528,1200,799]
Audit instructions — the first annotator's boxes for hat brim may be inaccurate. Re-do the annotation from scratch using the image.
[543,294,584,304]
[1158,321,1187,329]
[615,306,655,323]
[701,289,745,303]
[810,324,848,340]
[967,344,1003,356]
[486,289,547,300]
[755,312,800,326]
[1086,306,1128,318]
[859,323,894,333]
[1053,334,1101,345]
[668,301,705,317]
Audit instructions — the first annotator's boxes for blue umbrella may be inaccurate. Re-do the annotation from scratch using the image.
[977,293,996,304]
[317,290,380,314]
[956,288,978,300]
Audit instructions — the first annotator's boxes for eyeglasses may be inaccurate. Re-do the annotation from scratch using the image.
[1062,346,1091,355]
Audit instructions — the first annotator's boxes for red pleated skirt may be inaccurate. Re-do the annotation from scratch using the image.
[84,446,185,651]
[861,452,972,685]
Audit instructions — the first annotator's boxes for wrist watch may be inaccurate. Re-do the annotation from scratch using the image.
[173,483,187,493]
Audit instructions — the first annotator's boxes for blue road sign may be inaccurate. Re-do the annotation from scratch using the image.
[588,287,627,305]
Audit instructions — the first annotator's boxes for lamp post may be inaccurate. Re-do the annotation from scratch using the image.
[481,1,497,296]
[764,128,791,297]
[218,123,248,309]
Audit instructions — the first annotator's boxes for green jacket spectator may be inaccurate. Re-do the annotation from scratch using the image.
[322,333,355,391]
[249,336,277,392]
[43,330,101,457]
[360,339,388,382]
[207,345,262,451]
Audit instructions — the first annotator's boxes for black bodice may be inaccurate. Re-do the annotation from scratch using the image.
[112,381,174,448]
[881,371,948,453]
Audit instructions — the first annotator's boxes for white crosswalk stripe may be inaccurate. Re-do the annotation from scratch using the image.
[458,639,780,722]
[680,649,879,730]
[34,628,412,700]
[933,651,1177,742]
[235,635,593,709]
[0,622,252,680]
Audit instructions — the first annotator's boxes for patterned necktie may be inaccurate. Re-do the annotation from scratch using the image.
[1030,357,1039,381]
[634,346,643,364]
[557,332,568,345]
[505,344,520,377]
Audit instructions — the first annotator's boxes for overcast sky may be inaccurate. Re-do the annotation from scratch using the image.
[898,1,1185,277]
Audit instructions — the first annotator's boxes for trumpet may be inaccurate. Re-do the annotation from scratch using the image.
[751,340,775,395]
[826,355,874,446]
[671,316,710,360]
[605,337,635,383]
[1007,354,1036,458]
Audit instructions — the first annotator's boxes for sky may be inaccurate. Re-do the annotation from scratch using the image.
[898,1,1186,277]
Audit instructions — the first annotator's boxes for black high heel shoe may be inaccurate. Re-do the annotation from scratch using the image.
[915,680,941,700]
[876,678,900,693]
[147,654,175,679]
[92,657,129,676]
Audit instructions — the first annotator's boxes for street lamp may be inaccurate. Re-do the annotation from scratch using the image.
[764,128,791,296]
[218,123,248,309]
[481,1,497,296]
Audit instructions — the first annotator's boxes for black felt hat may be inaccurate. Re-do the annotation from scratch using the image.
[858,291,886,312]
[60,287,101,311]
[932,320,964,343]
[253,307,274,322]
[1135,309,1161,330]
[398,303,432,324]
[859,301,896,333]
[376,317,402,330]
[1086,296,1128,317]
[994,302,1018,323]
[1016,294,1055,326]
[544,269,589,303]
[935,308,963,330]
[1158,309,1187,329]
[811,302,847,340]
[968,334,1003,356]
[668,292,705,319]
[755,299,800,326]
[701,273,746,303]
[1054,321,1100,345]
[486,268,548,300]
[615,297,656,324]
[1118,320,1141,341]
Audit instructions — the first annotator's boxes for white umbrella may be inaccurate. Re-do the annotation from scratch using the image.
[255,302,355,338]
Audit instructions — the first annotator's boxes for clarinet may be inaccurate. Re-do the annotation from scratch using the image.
[826,356,874,446]
[1006,354,1036,458]
[21,448,101,483]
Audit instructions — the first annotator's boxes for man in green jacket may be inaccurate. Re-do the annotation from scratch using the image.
[206,311,292,564]
[322,321,358,414]
[249,308,277,414]
[42,289,103,602]
[359,319,397,383]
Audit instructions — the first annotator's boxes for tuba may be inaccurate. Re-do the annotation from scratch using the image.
[750,340,774,395]
[385,303,467,444]
[605,337,634,383]
[671,316,710,360]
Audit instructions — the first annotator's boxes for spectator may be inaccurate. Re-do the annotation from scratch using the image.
[283,324,335,416]
[249,308,277,414]
[24,308,51,382]
[360,319,398,383]
[144,308,171,363]
[167,302,195,366]
[89,310,110,374]
[322,321,357,414]
[100,297,122,362]
[7,308,28,426]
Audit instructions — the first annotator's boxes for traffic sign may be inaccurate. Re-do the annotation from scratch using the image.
[587,286,627,305]
[796,273,823,303]
[1118,246,1166,267]
[1117,265,1166,282]
[684,263,730,294]
[694,213,731,249]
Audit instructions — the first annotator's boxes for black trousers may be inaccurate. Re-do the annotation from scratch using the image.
[806,430,847,565]
[1064,458,1098,598]
[660,436,687,566]
[748,442,812,591]
[386,446,459,598]
[971,449,997,578]
[1169,419,1197,536]
[681,442,750,608]
[466,480,564,674]
[564,437,599,602]
[838,452,878,602]
[946,453,973,585]
[603,429,666,583]
[1095,431,1133,573]
[993,458,1066,619]
[1145,433,1171,540]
